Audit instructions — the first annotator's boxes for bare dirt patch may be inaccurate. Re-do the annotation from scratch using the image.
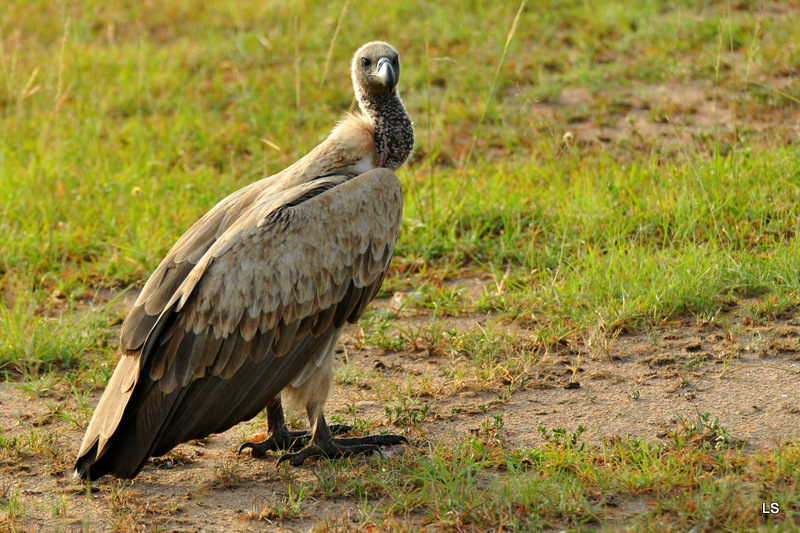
[531,77,799,160]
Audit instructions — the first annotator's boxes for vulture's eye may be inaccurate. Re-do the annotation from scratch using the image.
[361,57,371,68]
[392,57,399,67]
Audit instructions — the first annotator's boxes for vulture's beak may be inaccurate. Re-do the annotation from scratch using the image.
[376,57,397,92]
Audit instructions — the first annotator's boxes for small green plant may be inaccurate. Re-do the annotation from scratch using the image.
[108,481,140,528]
[16,373,58,396]
[584,319,620,358]
[479,413,506,435]
[362,314,406,351]
[14,428,63,464]
[538,425,586,451]
[0,432,23,455]
[216,458,242,489]
[246,485,310,521]
[337,404,371,433]
[565,356,581,384]
[34,493,68,520]
[333,364,366,386]
[400,283,467,315]
[0,484,28,528]
[683,354,709,369]
[670,411,740,450]
[492,413,504,430]
[385,401,430,427]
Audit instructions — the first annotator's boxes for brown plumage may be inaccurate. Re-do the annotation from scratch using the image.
[75,41,414,480]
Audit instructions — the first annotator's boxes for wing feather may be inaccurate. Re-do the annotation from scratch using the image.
[195,329,224,379]
[311,302,336,336]
[219,333,252,379]
[208,331,238,377]
[174,329,206,388]
[239,309,260,341]
[334,283,364,328]
[273,319,300,357]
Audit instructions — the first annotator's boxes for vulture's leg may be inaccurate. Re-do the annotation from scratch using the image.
[238,398,352,457]
[276,402,407,466]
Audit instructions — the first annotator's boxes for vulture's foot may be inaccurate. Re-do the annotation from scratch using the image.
[276,433,408,467]
[238,424,353,457]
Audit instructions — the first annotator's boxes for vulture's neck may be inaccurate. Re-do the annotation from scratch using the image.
[268,92,412,191]
[360,94,414,171]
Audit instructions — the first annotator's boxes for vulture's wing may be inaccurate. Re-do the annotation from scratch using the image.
[75,168,403,479]
[119,177,268,354]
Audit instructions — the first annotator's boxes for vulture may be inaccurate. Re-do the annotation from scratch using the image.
[74,41,414,480]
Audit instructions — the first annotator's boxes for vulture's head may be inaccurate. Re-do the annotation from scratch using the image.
[352,41,401,104]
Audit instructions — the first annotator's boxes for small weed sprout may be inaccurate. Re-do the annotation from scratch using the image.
[34,493,68,520]
[478,413,505,436]
[363,315,405,351]
[216,458,242,489]
[492,413,505,430]
[538,425,586,451]
[0,484,28,527]
[247,485,310,521]
[584,319,619,359]
[565,356,581,383]
[671,411,740,450]
[385,401,430,427]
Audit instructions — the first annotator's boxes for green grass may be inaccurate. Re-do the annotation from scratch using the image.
[2,0,800,530]
[300,427,800,532]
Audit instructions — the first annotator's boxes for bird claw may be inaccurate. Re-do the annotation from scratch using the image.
[332,433,407,447]
[276,433,407,467]
[238,425,355,458]
[277,443,383,467]
[238,430,308,457]
[327,424,354,436]
[238,439,278,458]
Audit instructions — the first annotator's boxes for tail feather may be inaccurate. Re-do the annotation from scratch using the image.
[74,355,142,479]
